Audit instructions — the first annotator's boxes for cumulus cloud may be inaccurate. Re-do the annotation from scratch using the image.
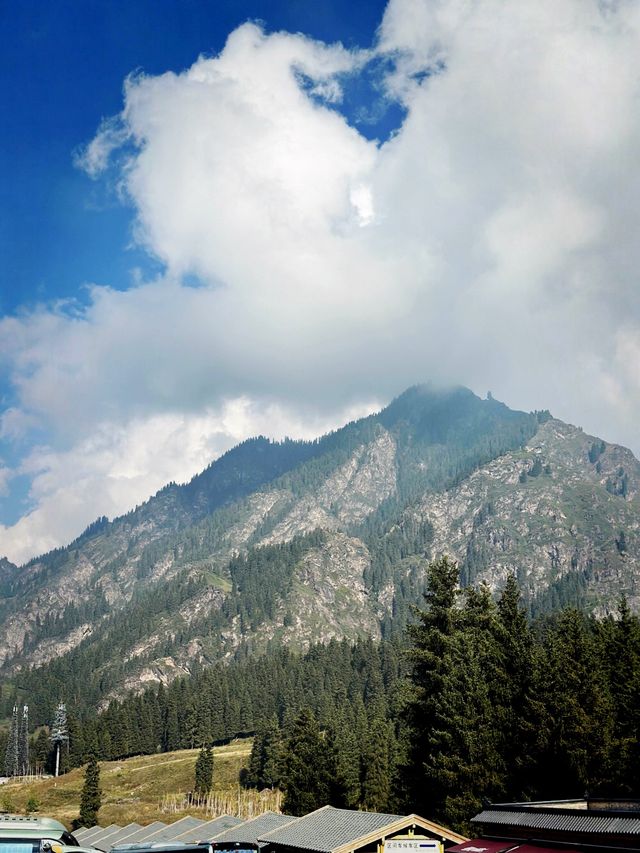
[2,1,640,562]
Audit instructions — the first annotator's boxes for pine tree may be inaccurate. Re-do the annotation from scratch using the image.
[327,705,360,808]
[67,713,86,768]
[194,745,213,797]
[77,754,101,828]
[403,556,460,814]
[496,575,542,799]
[535,610,614,797]
[4,705,19,777]
[260,716,284,789]
[361,707,391,812]
[424,609,503,830]
[598,597,640,792]
[33,729,51,773]
[282,707,331,816]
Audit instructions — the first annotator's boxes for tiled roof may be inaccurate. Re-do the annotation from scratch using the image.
[472,809,640,836]
[258,807,407,853]
[213,812,295,846]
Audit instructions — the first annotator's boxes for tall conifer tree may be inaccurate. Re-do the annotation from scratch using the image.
[194,745,214,797]
[361,708,391,812]
[282,707,331,816]
[403,555,460,814]
[77,754,101,828]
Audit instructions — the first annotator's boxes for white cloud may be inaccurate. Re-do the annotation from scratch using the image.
[2,2,640,562]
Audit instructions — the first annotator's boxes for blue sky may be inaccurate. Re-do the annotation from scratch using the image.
[1,0,390,315]
[2,0,640,563]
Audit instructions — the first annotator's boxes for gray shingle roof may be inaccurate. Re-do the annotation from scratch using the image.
[175,816,245,842]
[213,812,295,846]
[258,807,406,853]
[111,822,168,846]
[472,809,640,836]
[97,825,143,852]
[81,826,123,848]
[91,825,142,852]
[143,818,207,843]
[73,827,98,841]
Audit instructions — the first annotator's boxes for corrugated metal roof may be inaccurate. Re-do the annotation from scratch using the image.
[214,812,295,846]
[258,806,406,853]
[472,809,640,836]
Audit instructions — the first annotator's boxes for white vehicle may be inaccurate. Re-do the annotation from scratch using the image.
[0,815,97,853]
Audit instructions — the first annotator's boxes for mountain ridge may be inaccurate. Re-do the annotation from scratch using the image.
[1,384,638,715]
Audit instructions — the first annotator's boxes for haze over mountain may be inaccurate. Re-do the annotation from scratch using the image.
[1,385,638,713]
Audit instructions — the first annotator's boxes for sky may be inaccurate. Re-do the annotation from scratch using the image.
[1,0,640,565]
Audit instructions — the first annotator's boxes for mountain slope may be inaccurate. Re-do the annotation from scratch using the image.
[1,384,638,713]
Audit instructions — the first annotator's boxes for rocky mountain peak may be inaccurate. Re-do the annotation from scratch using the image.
[1,385,638,711]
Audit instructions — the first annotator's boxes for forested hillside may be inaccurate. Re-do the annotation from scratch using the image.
[3,562,639,833]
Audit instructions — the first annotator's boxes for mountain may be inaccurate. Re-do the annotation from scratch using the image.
[1,384,639,715]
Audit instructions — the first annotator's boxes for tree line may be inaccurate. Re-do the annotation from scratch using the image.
[238,560,640,830]
[2,558,639,833]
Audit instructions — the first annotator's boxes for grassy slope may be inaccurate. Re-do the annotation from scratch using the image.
[0,739,280,830]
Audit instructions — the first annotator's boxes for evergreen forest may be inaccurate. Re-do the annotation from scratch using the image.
[3,559,640,833]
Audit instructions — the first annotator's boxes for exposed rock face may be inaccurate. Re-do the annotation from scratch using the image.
[1,387,639,701]
[412,420,640,609]
[260,430,397,544]
[283,532,381,645]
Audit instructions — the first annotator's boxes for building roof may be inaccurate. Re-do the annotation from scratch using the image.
[94,824,143,850]
[447,840,519,853]
[174,816,245,842]
[90,825,141,851]
[259,806,466,853]
[151,818,207,842]
[80,826,123,847]
[448,839,583,853]
[111,823,168,846]
[472,808,640,837]
[213,812,295,847]
[73,828,97,841]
